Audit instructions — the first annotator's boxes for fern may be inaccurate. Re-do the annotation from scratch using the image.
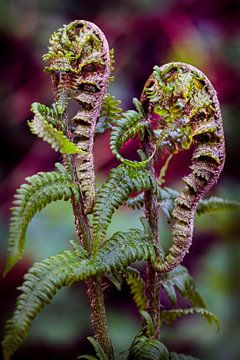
[124,268,147,311]
[92,165,156,251]
[96,93,122,134]
[127,335,169,360]
[110,99,153,168]
[2,228,156,360]
[5,165,79,274]
[29,102,82,154]
[160,265,207,307]
[2,247,87,360]
[196,196,240,215]
[161,307,220,330]
[78,337,108,360]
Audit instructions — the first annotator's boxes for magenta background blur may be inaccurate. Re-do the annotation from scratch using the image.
[0,1,240,359]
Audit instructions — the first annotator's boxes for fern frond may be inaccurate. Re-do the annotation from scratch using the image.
[2,247,87,360]
[82,337,108,360]
[92,165,156,251]
[125,268,147,311]
[161,307,220,330]
[3,228,156,359]
[5,165,79,274]
[96,93,122,134]
[110,99,153,168]
[29,102,82,154]
[197,196,240,215]
[160,265,207,307]
[127,336,169,360]
[140,311,154,337]
[127,193,145,210]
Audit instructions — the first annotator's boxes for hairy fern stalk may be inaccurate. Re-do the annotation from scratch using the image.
[2,19,239,360]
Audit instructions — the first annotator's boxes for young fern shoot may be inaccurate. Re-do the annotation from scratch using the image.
[3,19,239,360]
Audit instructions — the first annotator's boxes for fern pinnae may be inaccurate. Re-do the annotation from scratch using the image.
[141,62,226,272]
[5,166,79,274]
[2,248,87,360]
[124,268,147,311]
[92,165,157,252]
[161,307,220,330]
[196,196,240,215]
[3,228,156,360]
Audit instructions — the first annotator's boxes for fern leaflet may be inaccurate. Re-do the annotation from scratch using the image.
[5,165,79,274]
[29,102,82,154]
[124,268,147,311]
[161,307,219,330]
[92,165,156,252]
[2,228,156,360]
[78,337,108,360]
[196,196,240,215]
[96,93,122,134]
[127,335,169,360]
[160,265,207,307]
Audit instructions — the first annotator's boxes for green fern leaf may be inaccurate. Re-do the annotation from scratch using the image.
[196,196,240,215]
[96,93,122,134]
[29,102,82,154]
[127,193,145,210]
[110,99,153,168]
[2,228,156,359]
[127,335,169,360]
[161,307,220,330]
[125,268,147,311]
[160,265,207,307]
[79,337,108,360]
[2,247,87,360]
[140,311,154,337]
[5,165,79,274]
[92,165,156,252]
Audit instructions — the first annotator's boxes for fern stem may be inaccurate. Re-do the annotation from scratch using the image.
[86,278,114,359]
[62,121,114,358]
[144,139,162,339]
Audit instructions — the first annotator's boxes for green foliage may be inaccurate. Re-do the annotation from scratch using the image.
[127,335,169,360]
[125,268,147,311]
[196,196,240,215]
[4,165,79,274]
[2,247,87,360]
[79,337,108,360]
[29,102,82,154]
[92,165,156,251]
[110,99,153,168]
[161,307,220,330]
[160,265,207,307]
[96,93,122,134]
[140,311,154,337]
[169,353,199,360]
[2,227,156,360]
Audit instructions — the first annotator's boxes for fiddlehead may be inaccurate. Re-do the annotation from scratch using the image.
[43,20,111,214]
[141,62,225,272]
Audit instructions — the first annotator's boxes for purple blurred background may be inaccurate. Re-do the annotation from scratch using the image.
[0,1,240,359]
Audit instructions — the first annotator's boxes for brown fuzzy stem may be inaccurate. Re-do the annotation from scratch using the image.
[143,140,161,339]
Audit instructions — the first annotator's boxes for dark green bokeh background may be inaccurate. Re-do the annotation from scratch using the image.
[0,1,240,359]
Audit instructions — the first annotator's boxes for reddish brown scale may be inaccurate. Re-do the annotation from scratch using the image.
[141,62,225,272]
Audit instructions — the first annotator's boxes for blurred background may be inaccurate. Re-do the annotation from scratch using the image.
[0,0,240,359]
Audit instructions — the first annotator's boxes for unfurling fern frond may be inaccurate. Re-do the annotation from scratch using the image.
[29,102,82,154]
[161,307,220,330]
[92,165,156,251]
[196,196,240,215]
[3,228,156,360]
[95,93,122,134]
[5,165,79,274]
[110,99,153,168]
[160,265,207,307]
[2,247,87,360]
[124,268,147,311]
[127,335,169,360]
[78,337,108,360]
